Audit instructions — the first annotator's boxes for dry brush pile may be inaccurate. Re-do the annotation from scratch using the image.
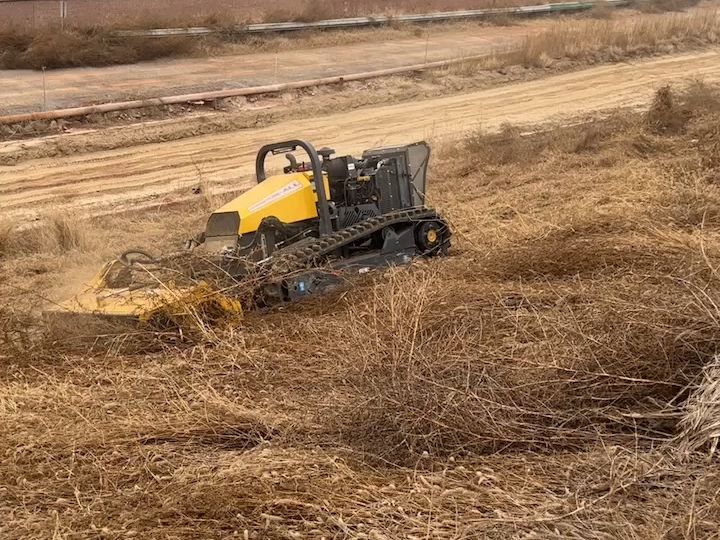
[3,83,720,538]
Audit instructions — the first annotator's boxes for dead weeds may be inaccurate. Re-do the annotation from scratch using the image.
[0,214,90,258]
[645,84,690,133]
[3,3,713,71]
[0,27,195,70]
[513,8,720,68]
[4,84,720,537]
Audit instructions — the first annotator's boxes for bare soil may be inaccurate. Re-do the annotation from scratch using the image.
[2,6,718,145]
[2,50,720,222]
[0,21,544,114]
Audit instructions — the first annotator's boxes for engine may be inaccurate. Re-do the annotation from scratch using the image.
[318,145,428,229]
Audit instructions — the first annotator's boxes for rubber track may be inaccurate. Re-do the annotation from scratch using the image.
[269,206,442,273]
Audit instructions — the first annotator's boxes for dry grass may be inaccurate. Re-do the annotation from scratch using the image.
[0,214,90,258]
[4,84,720,537]
[0,27,195,70]
[4,2,713,70]
[261,0,525,23]
[633,0,702,13]
[0,18,488,70]
[586,0,615,19]
[323,83,720,463]
[262,1,331,24]
[511,8,720,68]
[645,84,689,133]
[678,356,720,457]
[0,220,14,255]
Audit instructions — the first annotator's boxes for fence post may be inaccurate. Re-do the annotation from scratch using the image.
[60,0,67,30]
[42,67,47,111]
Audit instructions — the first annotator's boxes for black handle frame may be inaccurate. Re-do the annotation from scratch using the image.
[255,140,333,237]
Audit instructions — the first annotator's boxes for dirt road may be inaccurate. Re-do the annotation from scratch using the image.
[1,49,719,220]
[0,23,541,115]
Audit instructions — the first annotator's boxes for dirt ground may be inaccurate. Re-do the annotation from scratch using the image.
[0,21,545,115]
[0,4,692,115]
[1,49,719,222]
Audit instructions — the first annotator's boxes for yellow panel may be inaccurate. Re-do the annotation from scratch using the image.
[213,172,330,235]
[46,261,243,324]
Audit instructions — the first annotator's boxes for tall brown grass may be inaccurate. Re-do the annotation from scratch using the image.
[0,27,194,70]
[4,84,720,538]
[241,84,720,465]
[514,8,720,67]
[678,356,720,456]
[0,214,89,257]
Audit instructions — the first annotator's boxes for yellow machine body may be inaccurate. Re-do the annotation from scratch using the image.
[48,139,447,327]
[212,171,330,235]
[48,170,325,326]
[48,260,243,324]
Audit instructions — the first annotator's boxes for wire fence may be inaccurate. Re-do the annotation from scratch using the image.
[0,0,268,30]
[0,0,606,31]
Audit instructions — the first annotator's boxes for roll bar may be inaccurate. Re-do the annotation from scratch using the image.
[255,140,333,236]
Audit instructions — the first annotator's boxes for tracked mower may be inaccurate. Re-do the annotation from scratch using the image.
[52,140,451,324]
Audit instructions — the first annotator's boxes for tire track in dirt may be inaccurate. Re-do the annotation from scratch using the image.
[1,50,719,220]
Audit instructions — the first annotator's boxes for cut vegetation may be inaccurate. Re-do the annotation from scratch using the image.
[2,83,720,538]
